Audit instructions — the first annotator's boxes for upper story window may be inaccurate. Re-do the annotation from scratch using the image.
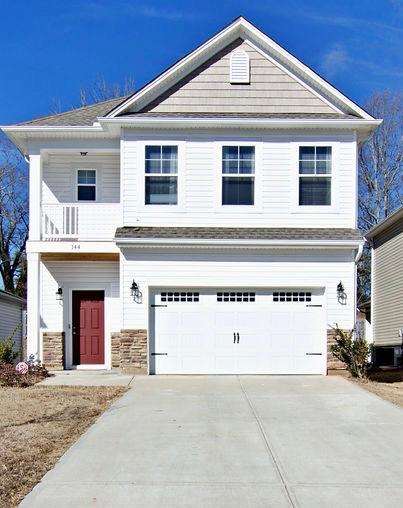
[222,146,255,206]
[77,169,96,201]
[299,147,332,206]
[145,145,178,205]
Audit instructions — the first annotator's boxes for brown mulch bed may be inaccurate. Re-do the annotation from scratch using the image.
[0,385,126,508]
[350,369,403,409]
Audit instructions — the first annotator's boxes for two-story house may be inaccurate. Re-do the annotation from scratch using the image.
[2,17,381,375]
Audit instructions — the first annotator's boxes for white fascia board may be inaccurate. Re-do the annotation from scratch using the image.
[1,125,104,133]
[100,117,382,131]
[106,16,375,120]
[115,238,364,248]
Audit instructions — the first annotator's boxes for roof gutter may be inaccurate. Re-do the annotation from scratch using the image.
[99,117,382,130]
[115,237,364,248]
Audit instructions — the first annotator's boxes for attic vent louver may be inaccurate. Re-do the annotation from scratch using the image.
[230,50,250,84]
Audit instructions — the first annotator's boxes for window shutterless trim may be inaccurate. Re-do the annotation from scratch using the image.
[76,168,97,202]
[144,144,178,206]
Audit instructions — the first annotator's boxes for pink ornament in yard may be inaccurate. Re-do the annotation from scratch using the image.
[16,362,28,375]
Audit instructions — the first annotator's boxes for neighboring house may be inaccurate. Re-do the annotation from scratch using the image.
[365,207,403,367]
[1,17,381,374]
[0,289,26,359]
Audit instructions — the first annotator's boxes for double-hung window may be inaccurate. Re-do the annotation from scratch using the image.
[77,169,96,201]
[222,146,255,205]
[299,146,332,206]
[145,145,178,205]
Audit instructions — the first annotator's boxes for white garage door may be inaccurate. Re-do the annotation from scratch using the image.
[150,288,326,375]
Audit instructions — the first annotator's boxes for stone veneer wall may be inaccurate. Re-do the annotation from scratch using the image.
[42,332,65,370]
[111,329,148,374]
[327,329,346,370]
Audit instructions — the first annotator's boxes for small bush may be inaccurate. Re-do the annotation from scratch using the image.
[331,324,371,378]
[0,337,19,364]
[0,363,49,387]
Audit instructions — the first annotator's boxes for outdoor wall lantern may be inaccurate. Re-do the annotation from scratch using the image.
[56,287,63,301]
[130,279,142,303]
[337,281,347,304]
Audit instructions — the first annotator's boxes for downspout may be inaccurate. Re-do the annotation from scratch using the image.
[354,243,364,264]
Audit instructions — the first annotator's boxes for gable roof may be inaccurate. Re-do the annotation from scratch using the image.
[133,38,338,116]
[107,17,374,120]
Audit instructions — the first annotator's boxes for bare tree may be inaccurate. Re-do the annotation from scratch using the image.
[0,135,28,297]
[79,76,135,107]
[357,90,403,304]
[358,90,403,231]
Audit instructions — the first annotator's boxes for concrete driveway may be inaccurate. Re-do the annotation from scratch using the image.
[21,376,403,508]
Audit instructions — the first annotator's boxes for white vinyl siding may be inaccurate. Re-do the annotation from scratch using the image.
[0,296,24,354]
[122,129,356,228]
[121,248,356,332]
[40,261,120,332]
[42,153,120,204]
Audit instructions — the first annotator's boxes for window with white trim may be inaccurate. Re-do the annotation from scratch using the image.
[222,146,255,205]
[77,169,96,201]
[145,145,178,205]
[161,292,199,302]
[299,146,331,206]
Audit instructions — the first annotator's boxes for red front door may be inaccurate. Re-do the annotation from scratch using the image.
[72,291,105,365]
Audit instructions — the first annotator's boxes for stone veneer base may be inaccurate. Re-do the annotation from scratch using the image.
[42,332,65,370]
[111,329,148,374]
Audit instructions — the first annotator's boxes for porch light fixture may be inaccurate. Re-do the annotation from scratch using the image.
[130,279,142,303]
[56,287,63,301]
[337,281,346,304]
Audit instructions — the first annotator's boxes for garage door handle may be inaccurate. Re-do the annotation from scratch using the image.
[151,353,168,356]
[237,333,240,344]
[306,353,322,356]
[233,333,236,344]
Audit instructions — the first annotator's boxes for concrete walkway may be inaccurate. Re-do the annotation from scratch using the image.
[21,376,403,507]
[39,370,134,386]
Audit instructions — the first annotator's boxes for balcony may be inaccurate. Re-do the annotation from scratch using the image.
[42,203,121,241]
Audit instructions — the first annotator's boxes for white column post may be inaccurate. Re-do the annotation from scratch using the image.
[28,153,42,240]
[26,252,40,363]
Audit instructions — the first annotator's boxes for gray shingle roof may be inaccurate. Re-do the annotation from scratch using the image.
[16,101,359,127]
[18,96,129,126]
[115,227,362,242]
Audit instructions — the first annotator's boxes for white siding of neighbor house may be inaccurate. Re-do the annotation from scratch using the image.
[122,129,357,228]
[40,261,120,332]
[0,296,24,354]
[121,248,356,331]
[139,39,337,114]
[42,153,120,204]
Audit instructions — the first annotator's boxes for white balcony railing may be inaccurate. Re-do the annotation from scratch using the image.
[42,203,121,240]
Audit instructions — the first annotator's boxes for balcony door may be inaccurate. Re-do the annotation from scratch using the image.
[72,291,105,365]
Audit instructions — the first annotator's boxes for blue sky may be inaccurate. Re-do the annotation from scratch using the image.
[1,0,402,124]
